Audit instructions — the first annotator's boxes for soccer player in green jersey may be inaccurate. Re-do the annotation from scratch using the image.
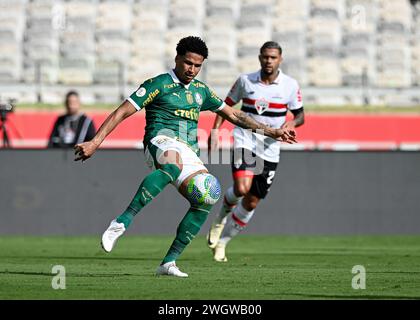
[74,36,297,277]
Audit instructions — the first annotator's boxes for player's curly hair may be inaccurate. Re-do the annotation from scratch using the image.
[176,36,209,59]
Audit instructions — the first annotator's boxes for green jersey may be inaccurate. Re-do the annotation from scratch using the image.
[128,70,224,155]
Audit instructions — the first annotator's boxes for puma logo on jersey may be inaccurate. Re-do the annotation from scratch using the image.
[172,92,181,99]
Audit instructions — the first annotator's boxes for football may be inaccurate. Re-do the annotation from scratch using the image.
[186,173,221,205]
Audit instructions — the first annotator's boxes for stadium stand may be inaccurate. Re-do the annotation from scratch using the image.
[375,0,412,88]
[273,0,309,85]
[0,1,26,83]
[128,0,168,83]
[94,1,132,84]
[58,1,95,85]
[23,0,60,84]
[0,0,419,105]
[204,0,238,85]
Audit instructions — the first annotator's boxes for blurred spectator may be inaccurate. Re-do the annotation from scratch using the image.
[411,0,420,10]
[47,91,96,148]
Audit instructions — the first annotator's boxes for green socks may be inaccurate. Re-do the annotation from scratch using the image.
[115,211,135,229]
[116,165,180,228]
[114,162,213,266]
[162,204,212,264]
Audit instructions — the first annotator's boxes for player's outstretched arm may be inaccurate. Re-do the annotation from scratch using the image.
[216,104,297,144]
[207,113,226,151]
[74,100,137,161]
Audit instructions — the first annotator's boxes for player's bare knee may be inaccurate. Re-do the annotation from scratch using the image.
[234,183,251,197]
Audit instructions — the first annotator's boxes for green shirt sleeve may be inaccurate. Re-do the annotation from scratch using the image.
[200,85,225,112]
[127,77,162,111]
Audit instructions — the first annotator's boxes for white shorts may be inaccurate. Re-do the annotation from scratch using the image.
[144,135,208,189]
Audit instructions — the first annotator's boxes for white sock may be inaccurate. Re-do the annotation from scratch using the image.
[214,186,243,224]
[218,202,255,245]
[225,186,242,205]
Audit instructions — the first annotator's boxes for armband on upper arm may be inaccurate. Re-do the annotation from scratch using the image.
[290,107,304,116]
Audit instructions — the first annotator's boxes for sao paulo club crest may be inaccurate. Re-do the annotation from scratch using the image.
[255,98,269,115]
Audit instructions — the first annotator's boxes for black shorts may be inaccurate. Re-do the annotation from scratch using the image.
[231,148,278,199]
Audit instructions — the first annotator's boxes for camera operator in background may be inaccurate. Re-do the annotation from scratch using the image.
[0,98,15,148]
[48,91,96,148]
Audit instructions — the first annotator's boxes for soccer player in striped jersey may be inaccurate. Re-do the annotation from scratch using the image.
[74,37,297,277]
[207,41,305,262]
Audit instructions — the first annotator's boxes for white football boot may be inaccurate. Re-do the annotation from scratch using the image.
[101,219,126,253]
[207,222,226,249]
[207,201,232,249]
[213,243,228,262]
[155,261,188,278]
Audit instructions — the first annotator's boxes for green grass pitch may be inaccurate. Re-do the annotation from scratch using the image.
[0,235,419,300]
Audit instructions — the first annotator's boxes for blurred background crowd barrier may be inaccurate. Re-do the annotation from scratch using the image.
[1,149,419,235]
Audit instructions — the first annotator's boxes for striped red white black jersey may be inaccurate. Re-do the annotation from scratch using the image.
[225,70,303,162]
